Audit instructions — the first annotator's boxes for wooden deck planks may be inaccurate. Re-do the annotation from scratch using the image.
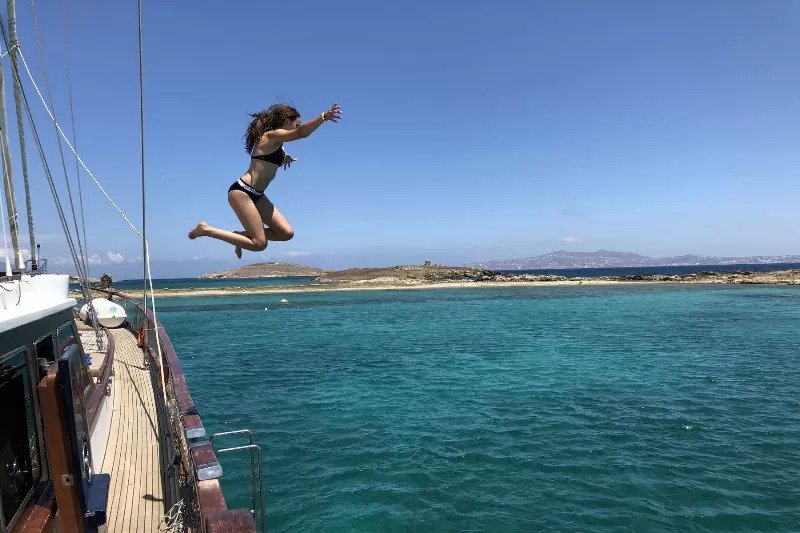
[100,328,167,532]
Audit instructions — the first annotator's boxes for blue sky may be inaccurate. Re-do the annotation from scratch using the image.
[1,0,798,278]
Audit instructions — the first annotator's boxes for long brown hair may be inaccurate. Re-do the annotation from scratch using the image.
[244,104,300,153]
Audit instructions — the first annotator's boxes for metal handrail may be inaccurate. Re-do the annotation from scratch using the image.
[210,430,256,522]
[211,432,265,533]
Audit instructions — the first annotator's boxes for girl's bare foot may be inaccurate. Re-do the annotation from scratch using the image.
[235,246,242,259]
[188,221,208,240]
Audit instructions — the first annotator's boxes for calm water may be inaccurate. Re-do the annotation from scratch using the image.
[157,284,800,531]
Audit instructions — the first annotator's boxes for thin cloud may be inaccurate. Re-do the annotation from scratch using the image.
[0,248,30,260]
[563,236,582,243]
[107,252,125,264]
[88,254,103,265]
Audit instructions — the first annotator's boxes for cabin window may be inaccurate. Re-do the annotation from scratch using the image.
[0,347,41,530]
[58,321,92,394]
[35,335,56,364]
[57,322,77,354]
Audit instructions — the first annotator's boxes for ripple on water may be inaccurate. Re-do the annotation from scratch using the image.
[162,285,800,531]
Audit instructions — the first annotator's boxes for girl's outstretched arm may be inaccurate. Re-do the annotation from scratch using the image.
[267,102,342,143]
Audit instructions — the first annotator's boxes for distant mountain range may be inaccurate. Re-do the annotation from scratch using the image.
[472,250,800,270]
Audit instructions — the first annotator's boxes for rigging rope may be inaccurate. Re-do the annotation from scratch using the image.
[0,16,93,316]
[13,47,143,238]
[0,44,16,59]
[136,0,167,406]
[30,0,89,280]
[59,4,89,279]
[1,6,166,402]
[26,0,102,344]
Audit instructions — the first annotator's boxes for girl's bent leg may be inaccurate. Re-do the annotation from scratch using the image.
[186,190,270,251]
[256,197,295,241]
[228,191,269,250]
[188,221,268,251]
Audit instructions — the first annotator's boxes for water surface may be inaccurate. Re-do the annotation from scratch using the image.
[158,284,800,531]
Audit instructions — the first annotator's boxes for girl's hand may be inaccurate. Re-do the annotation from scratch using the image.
[323,102,342,122]
[283,154,297,170]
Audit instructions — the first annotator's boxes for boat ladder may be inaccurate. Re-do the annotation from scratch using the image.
[209,430,265,532]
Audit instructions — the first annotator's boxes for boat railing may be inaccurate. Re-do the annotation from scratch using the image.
[24,257,47,272]
[91,288,257,532]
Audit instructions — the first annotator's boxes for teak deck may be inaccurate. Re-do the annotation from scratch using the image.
[101,328,168,531]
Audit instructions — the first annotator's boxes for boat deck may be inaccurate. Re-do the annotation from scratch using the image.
[79,328,108,379]
[101,327,168,531]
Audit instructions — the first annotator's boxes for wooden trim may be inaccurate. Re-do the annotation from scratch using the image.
[151,323,196,415]
[197,480,257,532]
[86,330,115,432]
[190,442,222,481]
[196,479,229,524]
[205,509,256,533]
[183,414,205,439]
[37,368,84,532]
[11,482,56,533]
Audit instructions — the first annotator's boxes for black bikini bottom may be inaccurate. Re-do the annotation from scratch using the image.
[228,179,264,203]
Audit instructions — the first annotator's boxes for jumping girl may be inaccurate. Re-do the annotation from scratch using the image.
[188,102,342,257]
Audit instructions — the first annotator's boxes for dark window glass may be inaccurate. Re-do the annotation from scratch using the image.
[35,335,56,363]
[57,322,91,395]
[57,322,76,354]
[0,348,40,528]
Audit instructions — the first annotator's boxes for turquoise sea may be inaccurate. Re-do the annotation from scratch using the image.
[157,284,800,531]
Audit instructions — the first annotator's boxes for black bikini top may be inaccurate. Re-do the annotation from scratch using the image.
[251,145,285,166]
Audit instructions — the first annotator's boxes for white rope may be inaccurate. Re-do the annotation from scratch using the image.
[13,46,143,238]
[0,44,17,59]
[160,497,185,532]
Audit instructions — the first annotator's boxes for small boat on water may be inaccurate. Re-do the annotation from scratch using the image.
[79,298,126,328]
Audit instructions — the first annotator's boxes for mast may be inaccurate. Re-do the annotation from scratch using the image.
[7,0,36,270]
[0,43,21,272]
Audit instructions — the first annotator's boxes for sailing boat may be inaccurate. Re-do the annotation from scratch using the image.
[0,2,263,531]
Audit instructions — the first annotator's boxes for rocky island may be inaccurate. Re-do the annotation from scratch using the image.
[200,262,328,279]
[317,265,800,286]
[89,264,800,299]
